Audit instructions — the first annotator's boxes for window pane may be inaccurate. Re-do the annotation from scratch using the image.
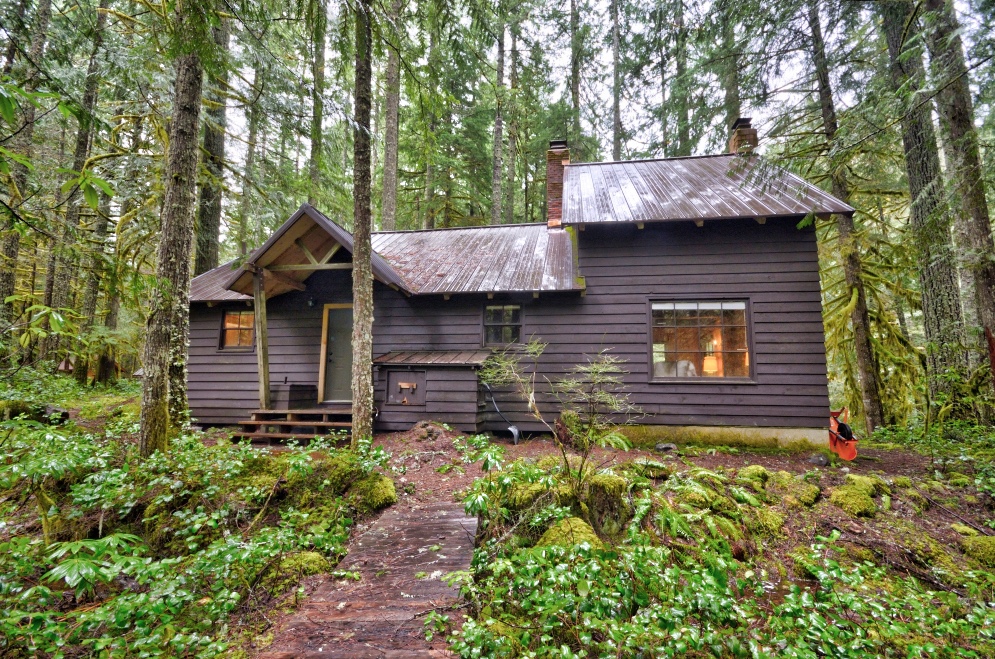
[722,302,746,326]
[699,306,721,328]
[723,326,748,352]
[224,329,239,346]
[675,327,699,353]
[675,303,698,326]
[485,326,502,344]
[240,312,254,329]
[224,313,239,329]
[239,329,253,346]
[723,352,749,377]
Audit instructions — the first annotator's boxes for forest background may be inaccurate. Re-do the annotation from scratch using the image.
[1,0,995,438]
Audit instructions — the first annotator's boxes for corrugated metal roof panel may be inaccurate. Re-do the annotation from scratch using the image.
[190,261,251,303]
[373,350,492,366]
[371,224,581,295]
[561,154,854,225]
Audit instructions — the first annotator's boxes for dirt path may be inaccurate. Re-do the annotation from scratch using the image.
[258,501,476,658]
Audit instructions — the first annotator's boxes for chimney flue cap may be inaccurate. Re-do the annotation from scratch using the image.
[731,117,752,131]
[549,139,568,150]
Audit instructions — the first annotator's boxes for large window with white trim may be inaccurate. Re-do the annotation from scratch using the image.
[651,301,750,379]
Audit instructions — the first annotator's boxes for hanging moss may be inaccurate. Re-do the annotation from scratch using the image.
[963,537,995,567]
[830,485,877,517]
[347,474,397,515]
[536,517,603,549]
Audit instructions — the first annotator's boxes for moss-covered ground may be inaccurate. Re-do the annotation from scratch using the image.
[436,426,995,658]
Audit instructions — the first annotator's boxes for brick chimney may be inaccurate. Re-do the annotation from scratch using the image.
[546,140,569,228]
[728,117,758,154]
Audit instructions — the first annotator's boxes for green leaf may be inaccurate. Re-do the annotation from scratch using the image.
[83,183,99,210]
[577,579,590,597]
[0,94,15,124]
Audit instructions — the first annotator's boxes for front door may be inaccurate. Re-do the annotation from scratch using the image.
[320,305,353,402]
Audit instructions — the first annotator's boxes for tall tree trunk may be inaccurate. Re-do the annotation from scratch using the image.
[674,1,691,156]
[0,0,52,336]
[351,0,374,444]
[139,46,205,457]
[504,24,518,226]
[808,0,883,433]
[422,30,436,230]
[1,0,29,75]
[239,64,261,256]
[46,0,109,363]
[381,0,402,231]
[491,21,505,225]
[923,0,995,392]
[308,0,328,205]
[76,191,111,384]
[611,0,622,160]
[719,0,740,129]
[570,0,581,145]
[656,7,668,156]
[879,0,966,401]
[194,20,230,276]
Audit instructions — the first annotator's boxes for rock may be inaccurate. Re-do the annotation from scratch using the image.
[43,405,70,424]
[655,443,678,453]
[807,453,829,467]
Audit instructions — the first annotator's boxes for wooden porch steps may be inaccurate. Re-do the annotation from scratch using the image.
[232,406,352,444]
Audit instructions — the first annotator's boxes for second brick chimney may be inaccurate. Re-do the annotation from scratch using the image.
[728,117,758,154]
[546,140,569,228]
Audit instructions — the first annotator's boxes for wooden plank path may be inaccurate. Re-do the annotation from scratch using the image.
[258,502,477,658]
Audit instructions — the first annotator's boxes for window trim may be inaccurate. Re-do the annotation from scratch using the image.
[218,308,256,352]
[646,297,756,384]
[482,303,524,347]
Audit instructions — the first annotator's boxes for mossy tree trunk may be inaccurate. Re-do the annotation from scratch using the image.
[351,0,374,445]
[140,21,206,457]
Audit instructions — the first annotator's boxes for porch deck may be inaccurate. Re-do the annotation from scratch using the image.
[233,406,352,443]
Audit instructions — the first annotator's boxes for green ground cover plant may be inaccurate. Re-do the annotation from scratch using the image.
[0,370,395,657]
[442,431,995,658]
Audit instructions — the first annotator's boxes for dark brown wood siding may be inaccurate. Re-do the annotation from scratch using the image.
[189,217,829,432]
[374,367,480,431]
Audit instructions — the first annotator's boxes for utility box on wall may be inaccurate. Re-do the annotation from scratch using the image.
[386,370,426,406]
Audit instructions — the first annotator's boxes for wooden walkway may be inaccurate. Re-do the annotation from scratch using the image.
[258,502,477,658]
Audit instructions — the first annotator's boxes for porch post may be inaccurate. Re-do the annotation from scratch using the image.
[252,268,271,409]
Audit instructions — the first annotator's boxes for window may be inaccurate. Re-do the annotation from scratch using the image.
[651,301,750,379]
[484,305,522,345]
[221,310,255,349]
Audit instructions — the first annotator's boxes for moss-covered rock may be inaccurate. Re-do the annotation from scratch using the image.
[830,485,877,517]
[259,551,330,596]
[587,473,633,540]
[900,487,928,512]
[536,517,603,549]
[747,508,785,537]
[709,495,740,518]
[738,465,770,484]
[951,523,979,537]
[892,476,912,488]
[844,474,890,496]
[506,482,549,510]
[963,536,995,568]
[770,471,820,507]
[347,473,397,515]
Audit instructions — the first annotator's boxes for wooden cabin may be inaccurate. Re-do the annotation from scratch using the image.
[188,120,852,444]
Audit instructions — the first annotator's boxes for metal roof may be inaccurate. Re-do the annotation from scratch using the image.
[371,223,581,295]
[189,260,251,303]
[373,350,492,366]
[223,204,411,296]
[561,154,854,225]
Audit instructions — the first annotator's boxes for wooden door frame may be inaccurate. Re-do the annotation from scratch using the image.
[317,303,353,402]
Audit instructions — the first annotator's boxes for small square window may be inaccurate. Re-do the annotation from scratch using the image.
[651,300,750,379]
[484,305,522,345]
[221,310,254,350]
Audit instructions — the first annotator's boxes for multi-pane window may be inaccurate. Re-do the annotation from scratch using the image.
[221,310,254,349]
[484,305,522,345]
[651,301,750,379]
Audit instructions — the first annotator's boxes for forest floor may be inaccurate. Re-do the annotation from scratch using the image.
[250,421,995,657]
